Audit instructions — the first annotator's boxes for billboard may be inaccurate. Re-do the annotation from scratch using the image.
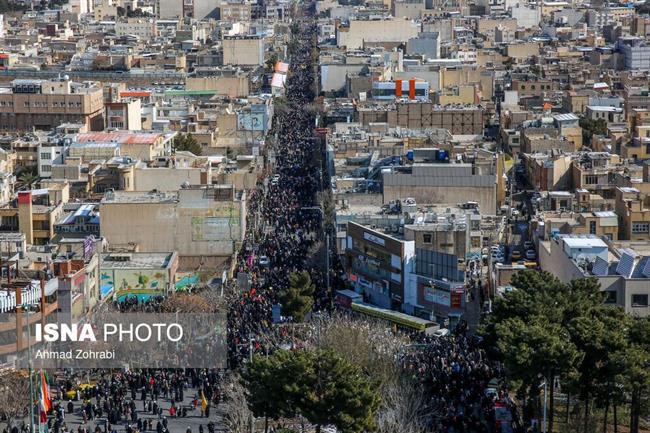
[237,111,267,131]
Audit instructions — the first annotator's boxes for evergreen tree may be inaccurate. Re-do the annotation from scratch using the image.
[172,133,202,155]
[279,271,315,322]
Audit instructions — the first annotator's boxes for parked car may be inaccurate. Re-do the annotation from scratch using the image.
[511,249,522,260]
[525,249,536,260]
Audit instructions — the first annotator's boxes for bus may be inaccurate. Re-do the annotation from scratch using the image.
[350,302,438,334]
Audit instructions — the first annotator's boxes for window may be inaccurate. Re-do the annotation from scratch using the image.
[632,294,648,307]
[423,234,432,244]
[632,222,650,234]
[589,221,597,234]
[41,152,51,160]
[604,290,617,304]
[585,175,598,185]
[41,165,51,173]
[24,101,30,107]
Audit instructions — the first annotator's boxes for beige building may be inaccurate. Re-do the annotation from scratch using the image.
[186,76,250,97]
[337,18,420,50]
[219,2,251,21]
[115,18,158,39]
[222,35,264,67]
[100,185,246,263]
[615,186,650,241]
[105,99,142,130]
[0,79,104,132]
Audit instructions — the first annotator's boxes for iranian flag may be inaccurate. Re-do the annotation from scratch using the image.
[39,370,51,414]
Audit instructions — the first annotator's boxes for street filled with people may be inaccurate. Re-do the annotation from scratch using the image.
[227,16,329,368]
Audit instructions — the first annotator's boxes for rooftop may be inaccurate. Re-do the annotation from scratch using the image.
[100,252,176,269]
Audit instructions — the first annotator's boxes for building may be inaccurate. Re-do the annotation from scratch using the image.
[0,189,68,245]
[100,185,246,267]
[540,234,650,317]
[381,162,504,214]
[344,221,414,311]
[371,80,429,102]
[222,35,264,67]
[337,18,420,50]
[115,18,158,39]
[0,79,104,132]
[105,99,142,131]
[73,131,173,162]
[406,32,440,59]
[99,251,178,300]
[357,102,484,135]
[617,38,650,70]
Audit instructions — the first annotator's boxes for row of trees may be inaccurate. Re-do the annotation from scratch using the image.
[241,348,380,433]
[482,270,650,433]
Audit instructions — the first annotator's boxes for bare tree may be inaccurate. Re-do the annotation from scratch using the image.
[222,373,253,433]
[0,369,31,429]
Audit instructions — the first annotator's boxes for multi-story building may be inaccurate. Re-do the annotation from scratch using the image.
[0,78,104,132]
[100,185,246,266]
[540,234,650,317]
[222,35,264,67]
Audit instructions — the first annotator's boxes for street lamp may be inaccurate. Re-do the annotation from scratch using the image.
[22,302,40,433]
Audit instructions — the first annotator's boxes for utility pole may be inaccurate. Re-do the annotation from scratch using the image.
[26,305,35,433]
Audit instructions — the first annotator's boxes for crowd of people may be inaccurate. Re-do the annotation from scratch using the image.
[400,332,517,433]
[41,370,225,433]
[227,17,330,367]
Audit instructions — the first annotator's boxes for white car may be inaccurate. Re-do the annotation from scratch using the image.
[259,255,271,267]
[271,174,280,186]
[433,328,450,338]
[525,249,536,260]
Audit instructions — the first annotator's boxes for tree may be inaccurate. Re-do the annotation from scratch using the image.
[16,169,40,191]
[294,349,380,433]
[0,370,31,428]
[278,271,314,322]
[579,118,607,146]
[172,133,202,155]
[624,317,650,433]
[242,349,380,433]
[223,373,254,433]
[240,351,299,432]
[496,316,581,432]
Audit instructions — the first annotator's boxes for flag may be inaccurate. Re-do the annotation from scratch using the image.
[39,370,51,413]
[201,391,208,412]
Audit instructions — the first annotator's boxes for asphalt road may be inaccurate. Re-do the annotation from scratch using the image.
[3,387,227,433]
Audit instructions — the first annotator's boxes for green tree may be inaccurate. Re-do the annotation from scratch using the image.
[242,349,380,433]
[241,350,300,432]
[496,316,581,432]
[624,317,650,433]
[279,271,315,322]
[16,169,40,191]
[295,349,380,433]
[172,133,202,155]
[579,118,607,146]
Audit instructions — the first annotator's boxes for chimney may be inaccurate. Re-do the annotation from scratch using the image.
[17,192,33,245]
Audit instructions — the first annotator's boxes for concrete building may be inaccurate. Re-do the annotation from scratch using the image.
[99,251,178,300]
[105,99,142,130]
[381,161,505,215]
[357,103,485,135]
[392,0,425,19]
[115,18,158,39]
[222,35,264,67]
[406,32,440,59]
[617,38,650,70]
[0,79,104,132]
[337,18,420,50]
[100,185,246,265]
[539,234,650,317]
[73,131,174,162]
[371,80,429,102]
[344,221,414,311]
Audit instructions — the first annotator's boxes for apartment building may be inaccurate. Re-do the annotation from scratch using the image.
[0,79,104,132]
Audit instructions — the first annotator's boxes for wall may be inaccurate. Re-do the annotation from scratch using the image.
[101,267,170,300]
[338,19,420,49]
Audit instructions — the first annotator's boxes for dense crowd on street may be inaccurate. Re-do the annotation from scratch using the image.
[401,333,517,433]
[227,18,329,367]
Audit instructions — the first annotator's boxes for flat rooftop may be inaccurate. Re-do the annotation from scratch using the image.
[100,252,175,269]
[101,191,178,204]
